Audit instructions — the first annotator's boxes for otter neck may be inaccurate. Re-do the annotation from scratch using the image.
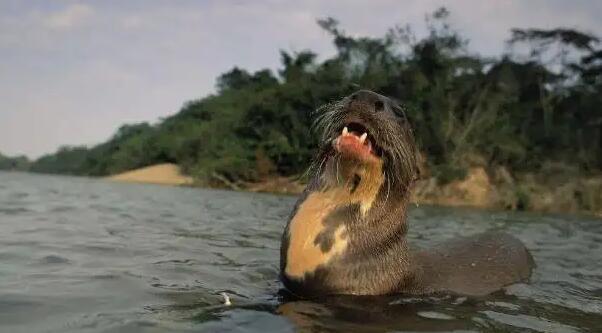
[284,156,412,280]
[319,156,387,214]
[318,156,412,228]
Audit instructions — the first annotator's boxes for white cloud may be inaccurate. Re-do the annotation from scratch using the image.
[44,3,94,30]
[121,15,143,30]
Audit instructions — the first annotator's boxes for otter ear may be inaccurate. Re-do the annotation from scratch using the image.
[391,103,413,129]
[390,101,422,180]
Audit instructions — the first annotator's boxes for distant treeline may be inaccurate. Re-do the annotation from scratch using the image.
[0,152,29,171]
[8,8,602,184]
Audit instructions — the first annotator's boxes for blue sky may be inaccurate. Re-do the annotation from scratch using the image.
[2,0,601,158]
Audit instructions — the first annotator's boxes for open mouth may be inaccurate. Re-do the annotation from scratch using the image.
[333,122,380,161]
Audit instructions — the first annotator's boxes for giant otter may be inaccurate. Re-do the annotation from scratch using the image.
[280,90,534,297]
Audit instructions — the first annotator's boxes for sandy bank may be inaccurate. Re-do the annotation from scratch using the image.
[106,163,193,186]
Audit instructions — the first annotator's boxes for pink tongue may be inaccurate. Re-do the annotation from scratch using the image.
[335,134,372,158]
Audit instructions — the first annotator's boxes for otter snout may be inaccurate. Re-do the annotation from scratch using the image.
[348,90,393,114]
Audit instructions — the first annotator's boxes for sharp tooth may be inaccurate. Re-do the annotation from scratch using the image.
[342,126,349,136]
[360,132,368,144]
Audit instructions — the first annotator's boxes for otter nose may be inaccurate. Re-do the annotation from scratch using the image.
[350,90,386,112]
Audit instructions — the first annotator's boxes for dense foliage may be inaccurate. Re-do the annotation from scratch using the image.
[0,152,29,171]
[25,9,602,184]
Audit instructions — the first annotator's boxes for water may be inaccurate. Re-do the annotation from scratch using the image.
[0,171,600,333]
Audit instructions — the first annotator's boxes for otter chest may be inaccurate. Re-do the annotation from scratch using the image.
[283,159,384,279]
[284,182,383,278]
[284,191,350,279]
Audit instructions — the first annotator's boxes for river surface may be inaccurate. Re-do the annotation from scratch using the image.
[0,171,601,333]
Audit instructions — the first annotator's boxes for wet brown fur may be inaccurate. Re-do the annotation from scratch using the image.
[280,90,534,297]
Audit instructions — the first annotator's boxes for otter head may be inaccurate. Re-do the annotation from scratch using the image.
[311,90,419,197]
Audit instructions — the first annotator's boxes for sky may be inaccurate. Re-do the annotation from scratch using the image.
[1,0,601,158]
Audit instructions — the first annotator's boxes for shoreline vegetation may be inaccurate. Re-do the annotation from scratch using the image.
[106,163,602,217]
[2,8,602,217]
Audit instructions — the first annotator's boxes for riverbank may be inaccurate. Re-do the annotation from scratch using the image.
[106,163,602,217]
[106,163,194,186]
[412,166,602,217]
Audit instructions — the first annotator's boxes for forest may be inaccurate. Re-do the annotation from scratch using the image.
[0,152,29,171]
[3,9,602,206]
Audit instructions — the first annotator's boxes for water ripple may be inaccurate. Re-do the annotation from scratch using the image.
[0,171,601,333]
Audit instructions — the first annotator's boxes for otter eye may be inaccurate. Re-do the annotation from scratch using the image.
[392,106,405,119]
[374,100,384,112]
[392,106,412,127]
